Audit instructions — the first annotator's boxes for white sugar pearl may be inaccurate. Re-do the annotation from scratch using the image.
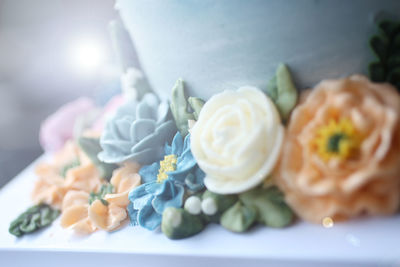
[201,198,217,215]
[184,196,202,215]
[163,208,182,228]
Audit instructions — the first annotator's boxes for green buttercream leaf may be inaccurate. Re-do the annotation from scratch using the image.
[9,204,60,237]
[370,35,388,62]
[388,53,400,69]
[369,62,386,82]
[170,79,205,137]
[78,137,118,181]
[170,78,195,137]
[378,20,400,39]
[202,190,238,223]
[388,67,400,88]
[394,34,400,50]
[265,64,298,122]
[59,158,80,177]
[188,97,205,120]
[220,201,257,232]
[368,20,400,91]
[89,183,114,205]
[161,207,205,240]
[239,186,293,228]
[266,75,278,100]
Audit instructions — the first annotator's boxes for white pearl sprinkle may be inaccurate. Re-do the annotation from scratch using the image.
[201,198,218,215]
[184,196,202,215]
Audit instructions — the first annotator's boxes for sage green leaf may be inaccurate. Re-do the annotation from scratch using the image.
[170,78,195,137]
[370,35,389,62]
[170,79,206,137]
[188,97,205,120]
[239,186,293,228]
[162,207,205,240]
[266,76,278,100]
[220,201,257,232]
[265,64,298,121]
[78,137,118,181]
[9,204,60,237]
[89,184,114,205]
[60,158,80,177]
[202,190,238,223]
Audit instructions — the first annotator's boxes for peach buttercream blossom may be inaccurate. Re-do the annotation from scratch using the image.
[276,75,400,223]
[60,190,96,233]
[89,162,141,231]
[60,163,141,233]
[32,141,104,209]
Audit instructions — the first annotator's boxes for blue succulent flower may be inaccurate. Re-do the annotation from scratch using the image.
[98,93,177,165]
[128,132,205,230]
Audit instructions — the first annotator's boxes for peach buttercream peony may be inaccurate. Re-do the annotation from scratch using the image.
[276,75,400,223]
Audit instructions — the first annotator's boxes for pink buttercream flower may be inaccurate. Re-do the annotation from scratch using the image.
[39,97,96,152]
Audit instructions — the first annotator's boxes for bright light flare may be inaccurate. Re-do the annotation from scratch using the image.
[69,38,105,74]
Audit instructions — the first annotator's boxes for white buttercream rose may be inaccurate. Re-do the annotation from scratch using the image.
[191,87,284,194]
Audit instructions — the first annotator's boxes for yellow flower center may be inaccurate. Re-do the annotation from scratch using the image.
[312,118,362,161]
[157,154,178,183]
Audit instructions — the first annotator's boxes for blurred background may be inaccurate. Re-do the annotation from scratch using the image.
[0,0,119,187]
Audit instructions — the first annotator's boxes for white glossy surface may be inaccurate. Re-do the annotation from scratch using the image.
[0,154,399,267]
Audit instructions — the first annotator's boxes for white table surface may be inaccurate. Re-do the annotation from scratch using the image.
[0,154,399,267]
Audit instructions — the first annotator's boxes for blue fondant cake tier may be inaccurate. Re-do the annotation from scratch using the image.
[116,0,400,99]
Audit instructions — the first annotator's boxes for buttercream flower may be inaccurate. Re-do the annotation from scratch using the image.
[32,141,104,209]
[190,87,284,194]
[40,97,97,151]
[102,162,141,206]
[32,141,81,208]
[61,163,141,233]
[60,190,96,233]
[276,75,400,223]
[89,163,141,231]
[98,93,177,165]
[128,132,205,230]
[32,168,67,209]
[65,164,105,193]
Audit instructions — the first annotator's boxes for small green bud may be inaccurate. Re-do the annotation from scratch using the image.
[162,207,205,240]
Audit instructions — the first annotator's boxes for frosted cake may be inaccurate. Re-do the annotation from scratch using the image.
[6,0,400,245]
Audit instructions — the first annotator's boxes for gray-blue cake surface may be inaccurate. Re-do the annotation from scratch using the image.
[116,0,400,100]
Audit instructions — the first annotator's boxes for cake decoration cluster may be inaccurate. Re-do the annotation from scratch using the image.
[8,19,400,240]
[128,132,205,231]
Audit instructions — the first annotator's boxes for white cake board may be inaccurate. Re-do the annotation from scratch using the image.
[0,154,399,267]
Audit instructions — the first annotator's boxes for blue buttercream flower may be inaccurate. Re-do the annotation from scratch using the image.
[128,132,205,230]
[98,93,177,165]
